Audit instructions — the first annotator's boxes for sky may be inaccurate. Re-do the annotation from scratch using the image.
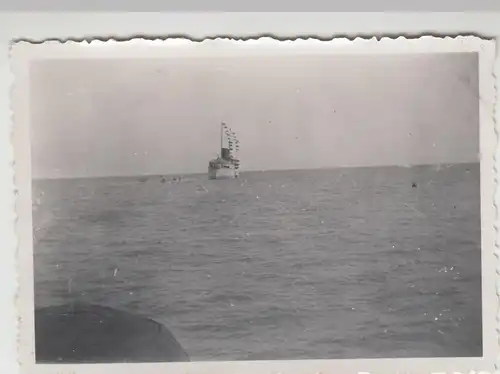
[29,52,479,179]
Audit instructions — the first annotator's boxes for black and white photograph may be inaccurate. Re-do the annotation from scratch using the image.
[11,37,496,372]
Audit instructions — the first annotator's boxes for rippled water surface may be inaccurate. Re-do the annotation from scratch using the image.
[33,164,482,360]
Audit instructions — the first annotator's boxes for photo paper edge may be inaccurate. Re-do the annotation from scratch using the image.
[8,34,498,374]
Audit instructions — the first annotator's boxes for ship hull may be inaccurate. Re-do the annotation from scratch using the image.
[208,167,239,180]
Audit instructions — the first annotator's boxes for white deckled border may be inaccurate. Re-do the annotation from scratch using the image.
[8,35,498,374]
[495,36,500,373]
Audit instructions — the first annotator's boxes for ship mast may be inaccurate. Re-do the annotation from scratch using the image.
[220,122,223,157]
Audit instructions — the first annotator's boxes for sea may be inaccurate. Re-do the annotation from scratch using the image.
[32,163,482,361]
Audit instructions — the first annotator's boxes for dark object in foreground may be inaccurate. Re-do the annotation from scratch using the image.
[35,303,190,363]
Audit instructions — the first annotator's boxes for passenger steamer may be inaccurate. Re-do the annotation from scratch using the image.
[208,122,240,180]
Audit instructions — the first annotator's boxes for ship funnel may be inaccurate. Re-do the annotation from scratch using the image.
[221,148,230,160]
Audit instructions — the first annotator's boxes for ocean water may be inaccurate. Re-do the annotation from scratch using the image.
[32,164,482,361]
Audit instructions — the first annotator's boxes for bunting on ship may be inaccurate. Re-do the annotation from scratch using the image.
[207,122,240,180]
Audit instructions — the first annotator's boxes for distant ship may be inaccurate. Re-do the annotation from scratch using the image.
[208,122,240,180]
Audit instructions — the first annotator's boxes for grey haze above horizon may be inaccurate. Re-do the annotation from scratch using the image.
[30,52,479,179]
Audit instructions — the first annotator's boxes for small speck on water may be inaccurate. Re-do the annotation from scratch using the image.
[113,268,118,277]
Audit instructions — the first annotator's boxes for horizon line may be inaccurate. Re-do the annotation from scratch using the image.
[32,161,479,182]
